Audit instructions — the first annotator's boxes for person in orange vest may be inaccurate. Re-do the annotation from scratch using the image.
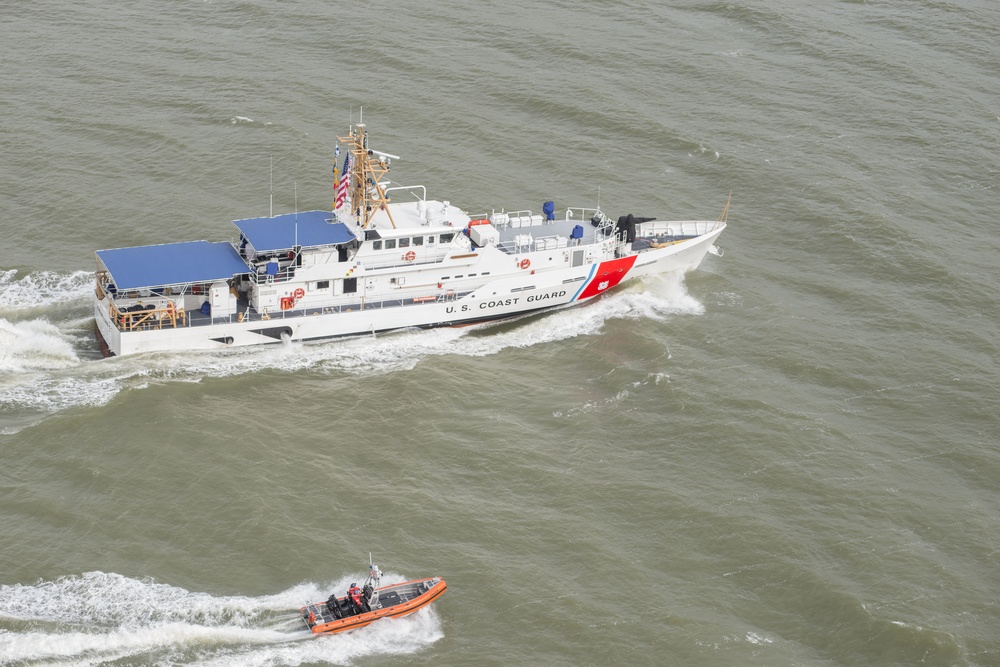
[348,583,363,614]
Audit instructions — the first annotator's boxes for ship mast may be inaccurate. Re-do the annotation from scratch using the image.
[337,123,397,229]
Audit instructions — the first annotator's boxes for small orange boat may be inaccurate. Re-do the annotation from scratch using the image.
[300,561,446,635]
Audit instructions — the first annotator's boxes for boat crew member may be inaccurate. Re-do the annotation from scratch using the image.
[348,583,363,613]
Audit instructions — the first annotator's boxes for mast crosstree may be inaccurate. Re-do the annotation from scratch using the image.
[338,123,397,229]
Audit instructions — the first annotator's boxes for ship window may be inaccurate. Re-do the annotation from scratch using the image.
[372,240,382,250]
[455,275,463,279]
[344,278,358,293]
[413,236,424,246]
[440,233,454,243]
[468,273,476,277]
[317,280,330,290]
[426,236,435,244]
[385,239,397,249]
[482,272,490,276]
[399,238,410,248]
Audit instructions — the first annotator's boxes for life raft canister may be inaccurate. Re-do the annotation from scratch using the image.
[519,258,531,269]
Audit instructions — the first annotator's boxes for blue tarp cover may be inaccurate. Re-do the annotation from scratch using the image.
[233,210,355,252]
[96,241,251,291]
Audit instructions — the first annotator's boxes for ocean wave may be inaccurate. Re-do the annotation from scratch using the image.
[0,270,701,432]
[0,269,93,312]
[0,571,442,666]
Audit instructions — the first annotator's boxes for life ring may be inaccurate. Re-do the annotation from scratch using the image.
[403,250,416,262]
[519,259,531,270]
[293,287,305,299]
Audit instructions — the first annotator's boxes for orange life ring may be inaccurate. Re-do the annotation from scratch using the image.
[293,287,305,299]
[404,250,416,262]
[519,259,531,269]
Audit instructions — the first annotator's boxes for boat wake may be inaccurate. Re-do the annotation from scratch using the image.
[0,571,443,666]
[0,269,702,434]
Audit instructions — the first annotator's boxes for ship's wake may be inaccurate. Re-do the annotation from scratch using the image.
[0,571,442,666]
[0,269,702,433]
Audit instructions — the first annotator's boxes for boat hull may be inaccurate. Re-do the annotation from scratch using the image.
[301,577,447,635]
[92,224,724,357]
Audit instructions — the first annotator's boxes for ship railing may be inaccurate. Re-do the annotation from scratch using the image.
[489,207,601,230]
[493,231,598,255]
[175,290,468,327]
[383,184,426,202]
[361,250,451,270]
[109,300,186,332]
[248,262,297,285]
[562,207,602,224]
[634,219,718,240]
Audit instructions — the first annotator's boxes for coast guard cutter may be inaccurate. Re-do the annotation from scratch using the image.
[93,121,727,357]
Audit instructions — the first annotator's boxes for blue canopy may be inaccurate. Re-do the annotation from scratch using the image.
[96,241,251,291]
[233,210,355,253]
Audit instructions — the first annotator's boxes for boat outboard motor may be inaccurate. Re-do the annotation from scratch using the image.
[362,584,375,611]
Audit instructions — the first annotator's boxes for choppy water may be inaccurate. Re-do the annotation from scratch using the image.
[2,1,1000,665]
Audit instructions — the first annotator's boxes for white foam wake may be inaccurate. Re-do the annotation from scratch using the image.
[0,269,94,312]
[0,269,702,433]
[0,571,443,666]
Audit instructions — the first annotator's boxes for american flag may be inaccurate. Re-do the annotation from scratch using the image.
[335,153,352,209]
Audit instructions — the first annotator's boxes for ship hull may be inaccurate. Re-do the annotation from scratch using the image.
[92,225,723,357]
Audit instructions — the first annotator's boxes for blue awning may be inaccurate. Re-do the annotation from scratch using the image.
[233,210,356,253]
[96,241,251,291]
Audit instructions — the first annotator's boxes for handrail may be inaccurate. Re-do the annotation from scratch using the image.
[109,301,185,332]
[383,184,427,201]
